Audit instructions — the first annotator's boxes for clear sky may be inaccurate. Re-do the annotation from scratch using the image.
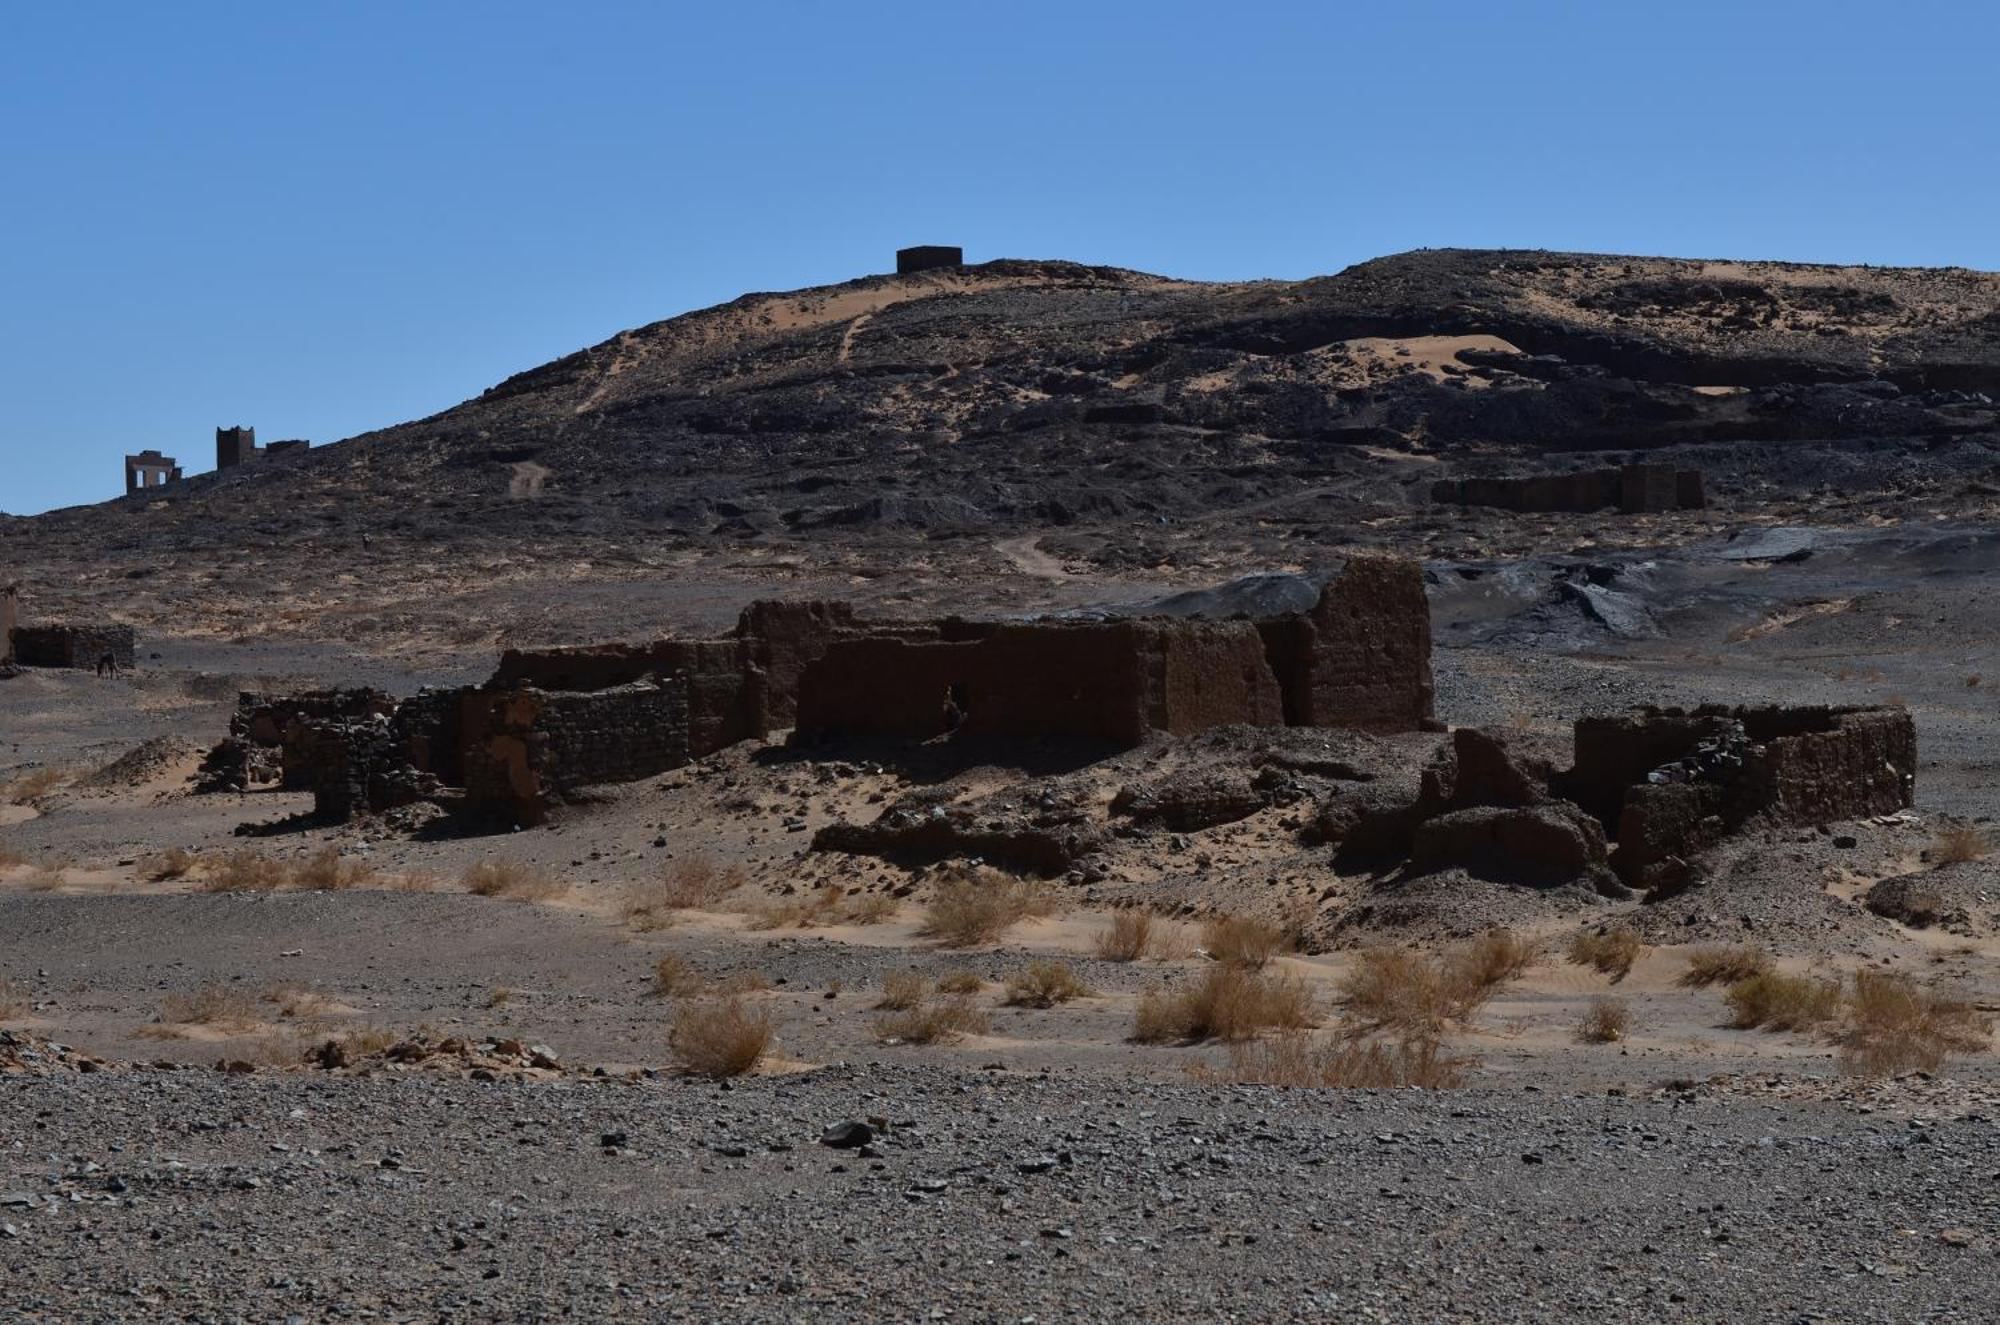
[2,0,1995,515]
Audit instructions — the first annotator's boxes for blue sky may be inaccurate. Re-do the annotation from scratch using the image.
[2,1,1995,515]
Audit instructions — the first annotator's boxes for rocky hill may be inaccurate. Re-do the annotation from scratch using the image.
[5,249,1998,654]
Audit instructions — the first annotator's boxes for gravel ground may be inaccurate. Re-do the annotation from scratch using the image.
[5,1065,1999,1322]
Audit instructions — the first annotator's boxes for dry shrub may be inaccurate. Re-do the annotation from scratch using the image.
[157,982,258,1027]
[1442,929,1539,994]
[1339,935,1533,1038]
[919,869,1061,948]
[1837,971,1991,1075]
[2,767,67,805]
[1201,914,1290,969]
[1679,945,1772,988]
[485,986,515,1009]
[292,846,375,891]
[875,971,931,1011]
[669,997,774,1078]
[0,977,25,1020]
[934,969,984,995]
[746,883,893,930]
[1568,928,1645,982]
[1003,961,1093,1008]
[1198,1032,1469,1089]
[260,983,333,1020]
[332,1025,399,1058]
[1133,965,1315,1044]
[461,860,563,902]
[1095,911,1156,962]
[143,847,196,881]
[1724,971,1843,1031]
[24,865,66,892]
[1575,997,1632,1044]
[1932,823,1992,865]
[844,893,899,925]
[652,954,708,997]
[875,995,989,1045]
[199,849,289,893]
[628,856,746,927]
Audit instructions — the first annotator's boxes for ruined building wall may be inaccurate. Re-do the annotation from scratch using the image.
[460,680,690,825]
[1432,464,1705,515]
[1135,621,1285,737]
[0,586,15,665]
[1273,554,1436,732]
[735,599,861,729]
[10,624,136,670]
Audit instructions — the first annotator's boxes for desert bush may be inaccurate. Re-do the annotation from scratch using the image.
[1003,961,1093,1008]
[1133,965,1315,1044]
[746,883,894,930]
[1575,997,1632,1044]
[199,849,289,893]
[260,983,333,1020]
[1442,929,1539,995]
[2,767,66,805]
[627,857,746,928]
[1932,823,1992,865]
[0,977,24,1020]
[24,865,65,892]
[1201,914,1290,969]
[934,969,984,995]
[1198,1032,1469,1089]
[461,860,563,902]
[669,997,773,1078]
[1837,971,1991,1075]
[651,954,708,997]
[875,995,989,1045]
[1678,945,1773,988]
[875,971,931,1011]
[1095,911,1156,962]
[919,869,1061,948]
[844,893,899,924]
[1567,928,1645,982]
[142,847,196,881]
[1724,971,1843,1031]
[157,981,258,1027]
[292,845,375,890]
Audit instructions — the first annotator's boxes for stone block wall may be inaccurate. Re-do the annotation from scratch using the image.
[1262,554,1436,732]
[460,679,690,826]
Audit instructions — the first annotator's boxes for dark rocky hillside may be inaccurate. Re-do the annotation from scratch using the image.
[5,249,1998,652]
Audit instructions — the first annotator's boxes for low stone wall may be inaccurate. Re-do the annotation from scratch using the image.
[461,679,690,825]
[10,624,136,670]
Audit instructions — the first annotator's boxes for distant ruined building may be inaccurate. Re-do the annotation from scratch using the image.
[896,245,963,275]
[123,450,182,495]
[215,425,310,471]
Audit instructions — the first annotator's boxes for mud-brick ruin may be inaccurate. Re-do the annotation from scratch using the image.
[0,587,137,672]
[124,449,182,494]
[1432,463,1705,514]
[201,556,1437,827]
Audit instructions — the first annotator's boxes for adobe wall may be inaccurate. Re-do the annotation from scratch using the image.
[1739,706,1915,824]
[1264,554,1435,732]
[1432,465,1704,514]
[492,637,762,756]
[10,624,136,670]
[0,586,16,665]
[1134,620,1285,736]
[794,637,988,741]
[735,599,861,728]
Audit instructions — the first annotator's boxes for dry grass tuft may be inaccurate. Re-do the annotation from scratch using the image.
[24,865,66,892]
[199,849,290,893]
[875,971,931,1011]
[919,869,1061,948]
[1196,1032,1470,1089]
[259,983,334,1020]
[1339,934,1535,1039]
[0,977,25,1020]
[1837,971,1991,1075]
[627,856,746,928]
[461,860,564,902]
[1932,823,1993,865]
[746,883,896,930]
[1003,961,1093,1008]
[1442,929,1539,995]
[2,767,67,805]
[142,847,197,881]
[669,997,773,1078]
[156,982,259,1028]
[651,954,708,998]
[1724,971,1843,1032]
[1095,911,1155,962]
[1567,928,1645,982]
[934,969,984,995]
[1200,914,1291,969]
[1575,997,1632,1044]
[292,846,376,891]
[1679,945,1773,988]
[875,995,989,1045]
[1133,965,1315,1044]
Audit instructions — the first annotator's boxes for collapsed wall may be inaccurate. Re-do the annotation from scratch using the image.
[1432,463,1705,514]
[459,679,689,827]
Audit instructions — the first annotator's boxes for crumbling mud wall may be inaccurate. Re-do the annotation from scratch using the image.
[0,586,16,665]
[1564,704,1916,889]
[459,679,690,826]
[9,624,136,671]
[1432,463,1705,514]
[1258,554,1436,732]
[194,689,398,793]
[736,599,859,728]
